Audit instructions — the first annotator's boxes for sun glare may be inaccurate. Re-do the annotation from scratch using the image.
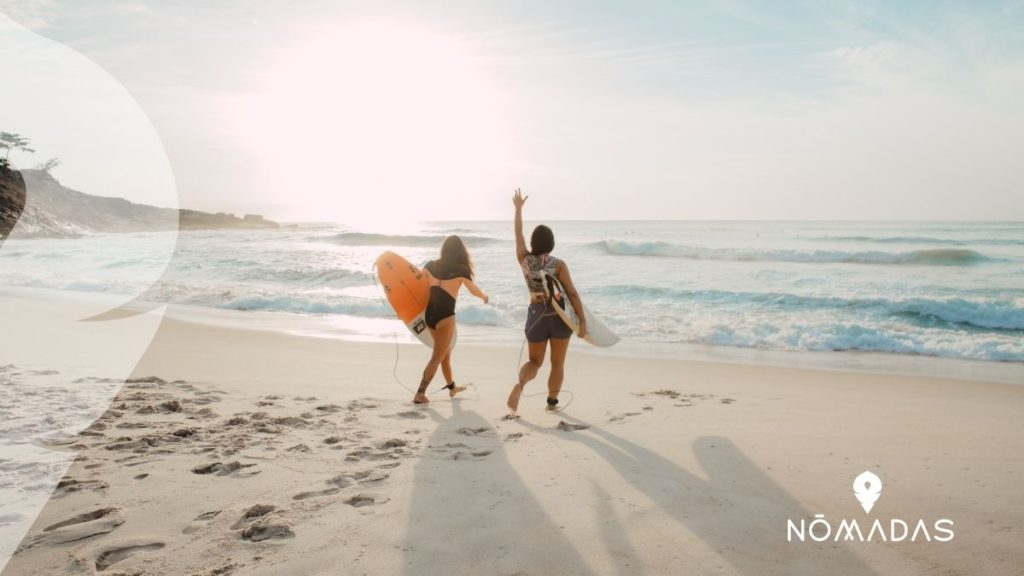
[233,22,511,228]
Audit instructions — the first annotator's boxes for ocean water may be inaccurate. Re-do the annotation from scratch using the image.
[1,221,1022,364]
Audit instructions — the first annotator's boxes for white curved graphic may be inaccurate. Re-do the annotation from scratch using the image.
[0,14,178,570]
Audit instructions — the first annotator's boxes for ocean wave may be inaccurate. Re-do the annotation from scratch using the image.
[193,294,392,317]
[316,232,501,247]
[591,286,1024,332]
[454,304,508,326]
[687,321,1024,362]
[812,235,1024,246]
[234,267,371,286]
[596,240,996,265]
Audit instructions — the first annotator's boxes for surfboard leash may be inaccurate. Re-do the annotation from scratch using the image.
[371,263,413,394]
[512,310,576,414]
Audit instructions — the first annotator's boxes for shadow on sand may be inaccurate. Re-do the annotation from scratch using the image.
[400,401,599,575]
[515,414,878,575]
[402,403,875,575]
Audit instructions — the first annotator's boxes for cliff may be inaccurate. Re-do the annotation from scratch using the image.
[0,169,278,238]
[0,166,26,240]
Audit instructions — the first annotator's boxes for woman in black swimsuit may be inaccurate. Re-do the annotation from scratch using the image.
[415,235,489,404]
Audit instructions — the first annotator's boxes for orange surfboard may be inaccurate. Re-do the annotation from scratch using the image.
[375,251,455,348]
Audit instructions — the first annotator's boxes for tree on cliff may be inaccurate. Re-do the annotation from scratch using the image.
[0,131,35,169]
[36,157,62,174]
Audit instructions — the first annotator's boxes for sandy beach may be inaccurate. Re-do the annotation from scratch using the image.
[4,0,1023,572]
[2,295,1023,576]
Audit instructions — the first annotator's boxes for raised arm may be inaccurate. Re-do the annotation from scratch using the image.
[513,188,528,263]
[463,279,489,304]
[555,261,587,338]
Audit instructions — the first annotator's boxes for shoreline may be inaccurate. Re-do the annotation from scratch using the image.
[3,285,1022,386]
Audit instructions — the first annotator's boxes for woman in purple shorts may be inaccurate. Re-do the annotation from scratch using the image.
[506,188,588,415]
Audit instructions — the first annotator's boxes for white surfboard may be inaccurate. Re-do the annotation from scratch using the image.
[541,272,619,347]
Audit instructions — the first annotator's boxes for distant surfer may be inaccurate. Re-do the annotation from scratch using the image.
[507,188,588,415]
[414,235,489,404]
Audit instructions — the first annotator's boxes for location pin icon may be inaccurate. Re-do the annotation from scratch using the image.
[853,471,883,513]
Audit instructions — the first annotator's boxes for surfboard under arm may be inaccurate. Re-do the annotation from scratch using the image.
[541,272,619,348]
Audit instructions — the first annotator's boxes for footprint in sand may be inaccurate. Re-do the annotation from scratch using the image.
[191,461,259,477]
[53,477,108,497]
[172,427,197,438]
[270,416,310,428]
[608,412,642,423]
[241,522,294,542]
[18,508,124,551]
[122,458,163,468]
[94,542,165,571]
[190,407,220,420]
[231,504,276,529]
[456,427,492,436]
[292,487,341,501]
[555,421,590,432]
[195,510,221,521]
[114,421,151,430]
[345,447,397,462]
[190,395,221,406]
[328,469,390,489]
[505,432,525,441]
[390,411,427,420]
[347,400,379,411]
[376,438,407,449]
[451,450,492,461]
[182,510,221,535]
[345,492,390,508]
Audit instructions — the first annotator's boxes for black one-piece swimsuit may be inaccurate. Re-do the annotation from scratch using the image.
[423,260,468,329]
[424,286,456,329]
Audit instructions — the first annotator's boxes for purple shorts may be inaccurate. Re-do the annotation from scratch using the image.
[525,302,573,342]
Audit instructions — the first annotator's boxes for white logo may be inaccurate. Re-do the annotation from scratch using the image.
[853,471,882,513]
[786,470,955,543]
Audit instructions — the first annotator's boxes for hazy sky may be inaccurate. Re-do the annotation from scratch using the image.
[2,1,1022,223]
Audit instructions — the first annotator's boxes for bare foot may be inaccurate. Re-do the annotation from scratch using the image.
[506,383,524,413]
[448,385,467,398]
[413,394,429,404]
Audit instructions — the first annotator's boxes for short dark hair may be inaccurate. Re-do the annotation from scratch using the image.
[529,225,554,256]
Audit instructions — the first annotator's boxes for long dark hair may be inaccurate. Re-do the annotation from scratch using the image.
[530,225,555,256]
[439,234,474,279]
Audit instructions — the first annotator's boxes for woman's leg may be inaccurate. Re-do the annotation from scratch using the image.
[441,349,466,397]
[415,318,456,404]
[441,349,453,384]
[546,336,571,409]
[507,339,547,412]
